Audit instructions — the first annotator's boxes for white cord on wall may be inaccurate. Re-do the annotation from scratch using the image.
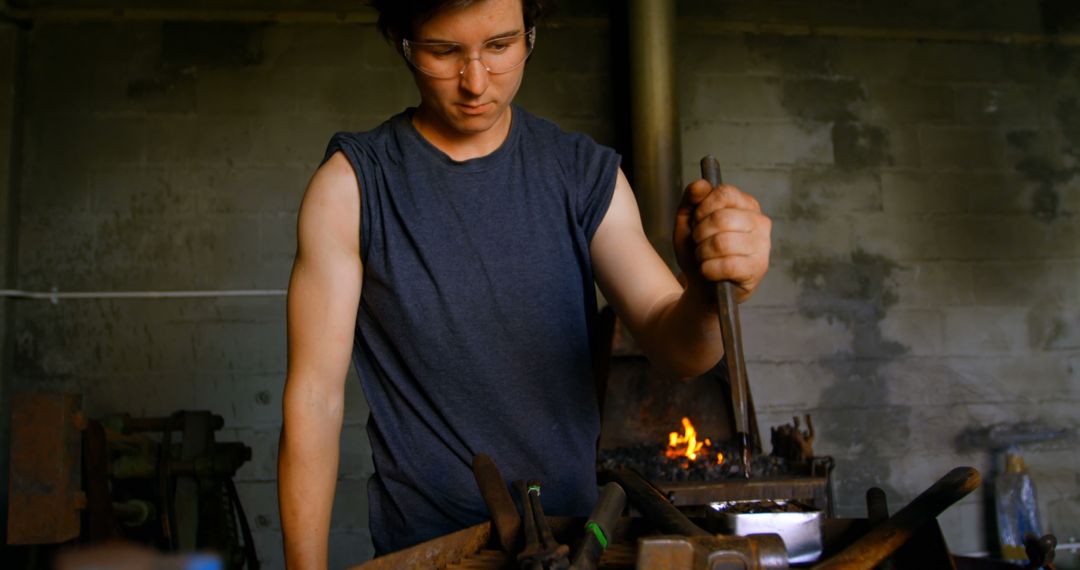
[0,288,287,304]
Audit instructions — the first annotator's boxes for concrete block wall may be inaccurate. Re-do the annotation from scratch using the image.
[677,3,1080,556]
[6,1,1079,566]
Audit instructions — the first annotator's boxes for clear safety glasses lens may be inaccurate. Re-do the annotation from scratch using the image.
[402,28,536,79]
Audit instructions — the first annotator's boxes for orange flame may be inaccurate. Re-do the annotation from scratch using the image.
[717,451,724,465]
[665,417,705,461]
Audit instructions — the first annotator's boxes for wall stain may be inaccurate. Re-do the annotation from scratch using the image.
[1005,116,1078,222]
[790,249,911,513]
[762,36,908,509]
[780,78,863,123]
[832,122,890,170]
[779,76,891,171]
[789,198,823,222]
[1027,306,1080,350]
[790,170,880,222]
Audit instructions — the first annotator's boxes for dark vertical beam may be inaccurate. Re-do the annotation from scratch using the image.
[628,0,679,263]
[0,19,26,545]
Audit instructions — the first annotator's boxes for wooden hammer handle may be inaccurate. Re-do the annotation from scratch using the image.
[813,467,981,570]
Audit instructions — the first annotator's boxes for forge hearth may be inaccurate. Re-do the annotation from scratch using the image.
[595,326,834,515]
[599,440,791,481]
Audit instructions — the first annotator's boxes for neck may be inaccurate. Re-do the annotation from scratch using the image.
[411,105,513,162]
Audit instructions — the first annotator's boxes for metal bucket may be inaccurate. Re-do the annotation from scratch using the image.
[708,500,824,564]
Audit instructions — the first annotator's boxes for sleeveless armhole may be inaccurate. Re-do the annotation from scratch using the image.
[571,133,621,242]
[323,133,374,264]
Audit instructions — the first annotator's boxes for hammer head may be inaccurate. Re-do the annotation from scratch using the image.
[636,534,788,570]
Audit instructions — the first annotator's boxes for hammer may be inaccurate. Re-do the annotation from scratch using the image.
[604,468,789,569]
[471,454,520,554]
[701,155,753,478]
[568,482,626,570]
[637,535,789,570]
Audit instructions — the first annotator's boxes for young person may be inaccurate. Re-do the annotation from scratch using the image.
[279,0,772,564]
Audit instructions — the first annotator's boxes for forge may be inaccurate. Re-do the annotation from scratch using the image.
[593,315,834,516]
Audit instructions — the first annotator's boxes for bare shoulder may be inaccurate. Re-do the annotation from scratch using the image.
[303,151,360,218]
[298,151,361,253]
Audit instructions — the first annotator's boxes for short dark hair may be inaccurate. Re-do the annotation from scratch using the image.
[369,0,553,46]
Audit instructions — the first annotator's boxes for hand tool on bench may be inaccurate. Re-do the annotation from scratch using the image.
[471,454,521,554]
[515,480,546,570]
[1025,533,1058,570]
[636,535,789,570]
[865,487,889,525]
[700,154,753,479]
[569,482,626,570]
[811,466,981,570]
[864,488,896,570]
[605,468,709,537]
[527,480,570,569]
[605,468,789,569]
[514,480,569,569]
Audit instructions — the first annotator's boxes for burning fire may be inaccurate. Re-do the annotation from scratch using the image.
[665,417,725,465]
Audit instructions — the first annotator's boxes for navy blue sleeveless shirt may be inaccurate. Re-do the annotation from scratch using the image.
[323,106,620,553]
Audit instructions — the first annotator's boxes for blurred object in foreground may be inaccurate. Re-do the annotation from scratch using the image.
[56,541,222,570]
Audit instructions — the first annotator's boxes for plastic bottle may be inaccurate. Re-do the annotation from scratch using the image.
[995,449,1042,562]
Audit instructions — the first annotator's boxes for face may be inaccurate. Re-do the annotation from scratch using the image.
[409,0,527,141]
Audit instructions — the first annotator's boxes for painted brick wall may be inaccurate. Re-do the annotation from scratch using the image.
[677,8,1080,556]
[7,2,1080,567]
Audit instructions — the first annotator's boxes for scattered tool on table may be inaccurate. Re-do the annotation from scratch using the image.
[515,480,570,570]
[811,466,981,570]
[568,482,626,570]
[636,534,789,570]
[471,454,521,554]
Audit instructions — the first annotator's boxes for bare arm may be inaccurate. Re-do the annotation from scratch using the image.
[590,168,770,378]
[279,151,362,570]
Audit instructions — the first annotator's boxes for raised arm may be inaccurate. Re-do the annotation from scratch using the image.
[279,151,363,569]
[590,168,771,378]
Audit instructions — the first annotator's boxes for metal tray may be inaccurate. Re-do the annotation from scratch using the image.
[709,500,824,564]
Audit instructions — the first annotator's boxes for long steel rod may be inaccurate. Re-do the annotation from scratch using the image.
[700,155,752,479]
